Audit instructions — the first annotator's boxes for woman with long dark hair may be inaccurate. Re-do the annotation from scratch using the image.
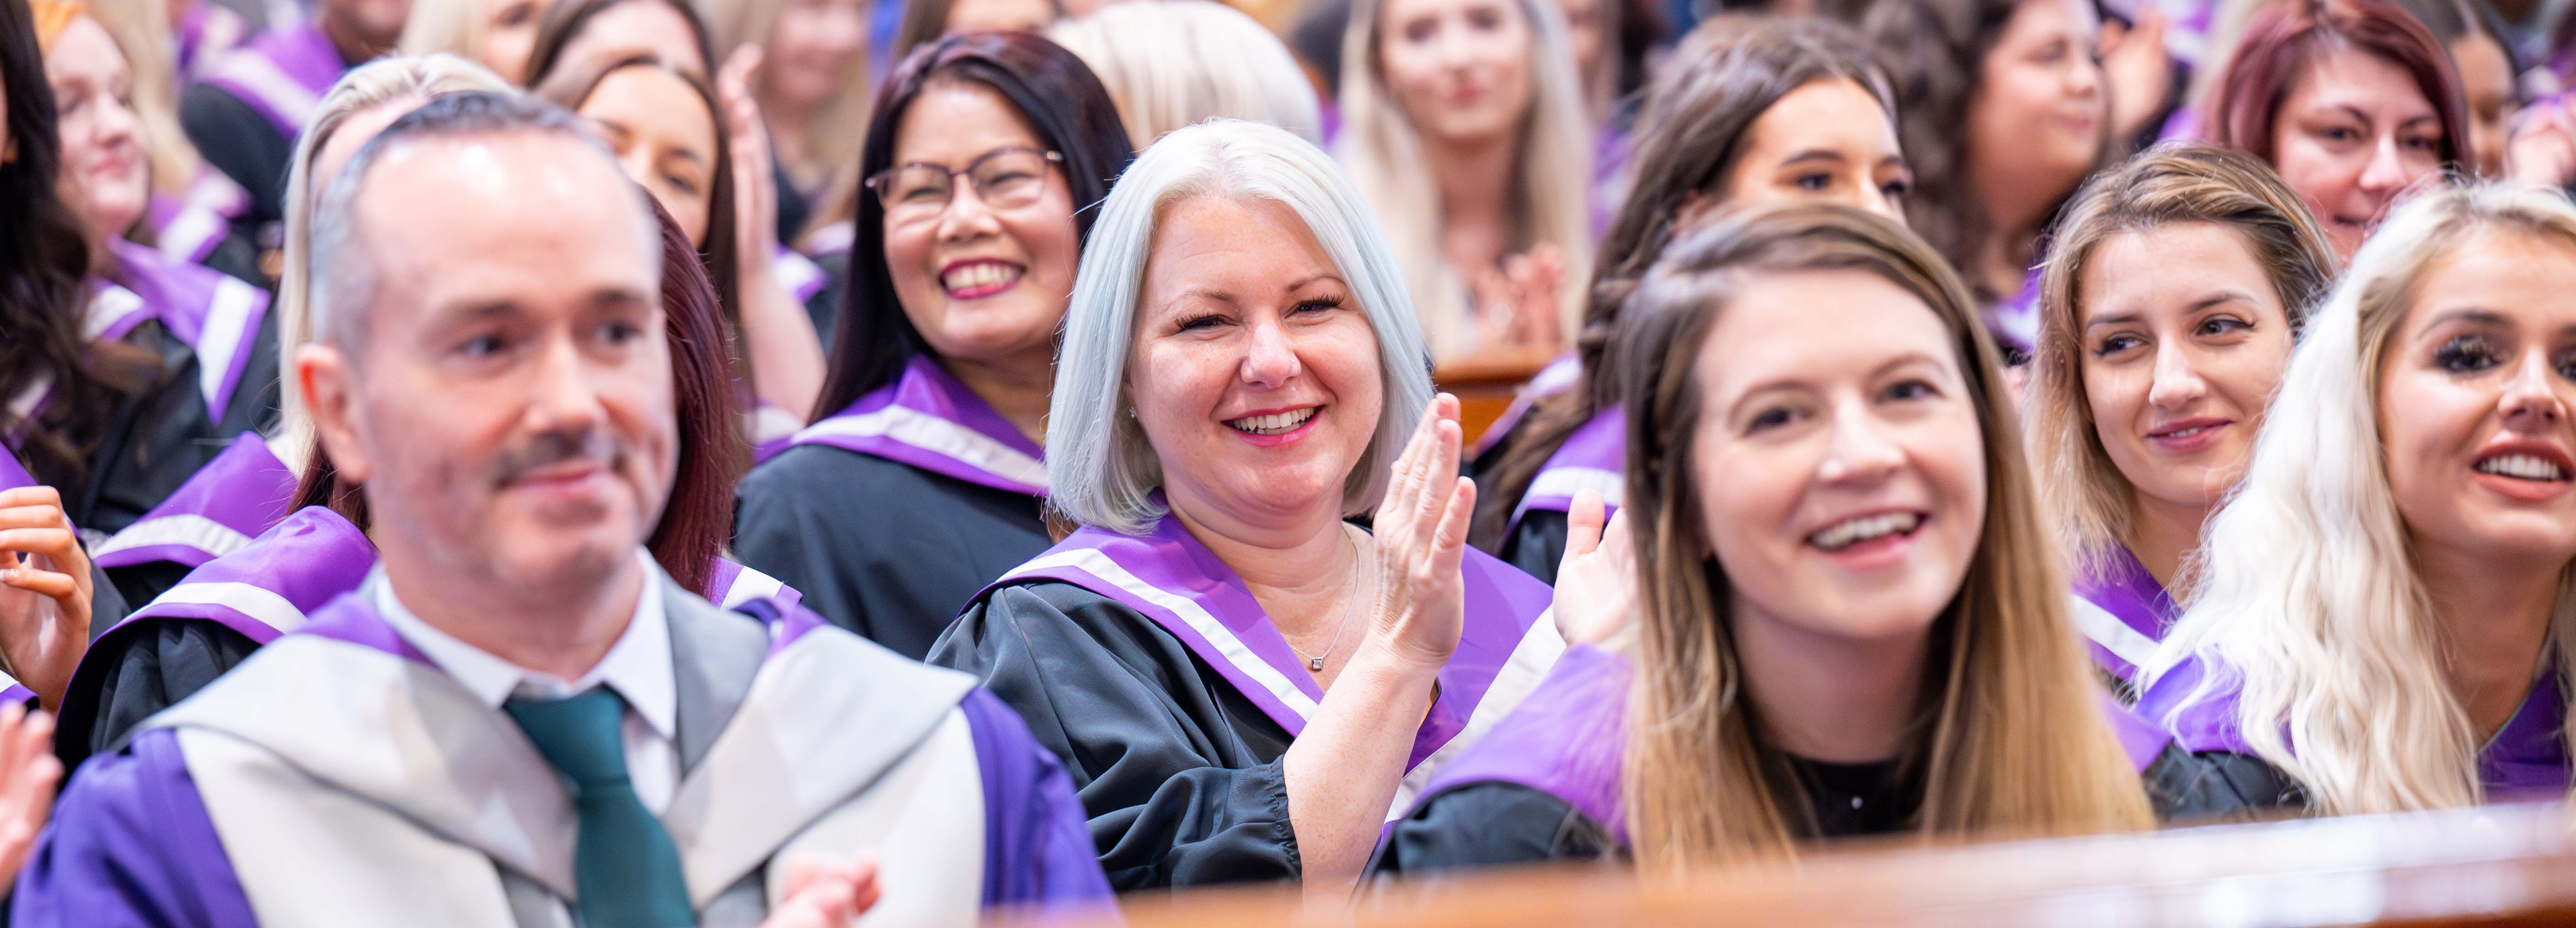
[733,31,1132,658]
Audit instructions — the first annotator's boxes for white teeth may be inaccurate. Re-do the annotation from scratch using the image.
[941,262,1021,293]
[1809,512,1922,552]
[1226,407,1318,435]
[2477,454,2569,482]
[2163,425,2210,438]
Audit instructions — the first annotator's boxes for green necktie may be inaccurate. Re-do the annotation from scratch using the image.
[504,688,697,928]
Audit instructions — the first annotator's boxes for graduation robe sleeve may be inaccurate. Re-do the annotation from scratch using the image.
[13,728,259,928]
[928,582,1302,889]
[54,619,264,772]
[1375,781,1611,876]
[733,445,1049,660]
[957,688,1118,906]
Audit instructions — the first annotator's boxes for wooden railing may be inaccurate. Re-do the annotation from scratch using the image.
[1435,348,1557,449]
[1009,801,2576,927]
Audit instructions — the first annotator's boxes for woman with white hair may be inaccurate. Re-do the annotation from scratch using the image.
[1335,0,1593,364]
[929,119,1564,892]
[2139,182,2576,815]
[1046,0,1324,148]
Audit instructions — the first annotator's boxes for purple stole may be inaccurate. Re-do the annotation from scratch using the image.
[775,354,1045,496]
[200,21,346,141]
[1468,351,1580,458]
[2070,544,2175,684]
[97,238,272,424]
[987,512,1562,814]
[143,168,251,266]
[173,0,245,78]
[91,433,295,570]
[0,454,34,702]
[773,246,827,304]
[1407,645,2173,845]
[86,505,798,663]
[1985,265,2041,356]
[2141,656,2571,799]
[1509,404,1623,530]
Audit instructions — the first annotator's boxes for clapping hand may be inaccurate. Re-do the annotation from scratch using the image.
[0,487,93,709]
[1551,490,1636,646]
[759,854,880,928]
[1472,246,1567,357]
[0,702,61,889]
[1364,394,1476,668]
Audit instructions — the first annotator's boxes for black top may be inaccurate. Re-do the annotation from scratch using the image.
[178,83,295,237]
[732,443,1050,659]
[1373,744,2286,877]
[1496,509,1568,586]
[38,312,282,542]
[804,249,849,352]
[928,581,1300,889]
[52,617,261,773]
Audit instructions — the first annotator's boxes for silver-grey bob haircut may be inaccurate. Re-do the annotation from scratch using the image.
[308,90,658,357]
[1048,118,1434,535]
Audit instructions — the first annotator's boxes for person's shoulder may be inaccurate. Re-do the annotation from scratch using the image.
[739,441,971,502]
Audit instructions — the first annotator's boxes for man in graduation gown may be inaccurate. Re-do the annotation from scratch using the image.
[14,91,1109,926]
[180,0,408,256]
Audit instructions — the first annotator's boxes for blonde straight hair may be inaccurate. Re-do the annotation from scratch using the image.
[1045,1,1323,147]
[271,55,513,471]
[1335,0,1593,362]
[2147,183,2576,814]
[2026,144,2338,578]
[1615,204,2153,875]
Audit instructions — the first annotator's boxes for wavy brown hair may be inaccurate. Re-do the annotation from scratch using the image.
[2026,144,2338,579]
[1472,14,1891,549]
[1613,203,2151,874]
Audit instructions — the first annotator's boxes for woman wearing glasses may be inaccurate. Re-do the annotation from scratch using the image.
[733,32,1134,658]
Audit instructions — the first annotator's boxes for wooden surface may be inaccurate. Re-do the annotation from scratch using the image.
[1003,801,2576,927]
[1435,349,1555,448]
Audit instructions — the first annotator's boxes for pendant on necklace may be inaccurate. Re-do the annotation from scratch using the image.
[1307,657,1324,671]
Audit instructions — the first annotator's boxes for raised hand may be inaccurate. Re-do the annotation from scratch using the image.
[718,44,780,267]
[1471,246,1567,357]
[1551,490,1636,646]
[0,487,93,708]
[0,702,61,889]
[1364,393,1474,668]
[759,854,881,928]
[2507,97,2576,188]
[2100,3,2173,143]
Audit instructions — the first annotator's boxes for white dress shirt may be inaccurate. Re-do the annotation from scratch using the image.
[372,549,681,813]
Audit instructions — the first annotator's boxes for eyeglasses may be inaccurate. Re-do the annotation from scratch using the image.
[865,147,1063,226]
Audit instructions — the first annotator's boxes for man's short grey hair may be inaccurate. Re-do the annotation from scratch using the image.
[1048,119,1435,535]
[307,90,660,357]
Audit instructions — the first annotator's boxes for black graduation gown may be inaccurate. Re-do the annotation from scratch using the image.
[732,444,1050,659]
[39,312,282,538]
[1373,747,2288,876]
[177,84,295,242]
[57,617,261,770]
[928,581,1300,889]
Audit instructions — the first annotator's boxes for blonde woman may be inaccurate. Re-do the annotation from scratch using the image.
[85,55,507,615]
[395,0,551,83]
[74,0,261,283]
[1336,0,1592,364]
[707,0,868,209]
[1046,0,1323,147]
[2140,183,2576,815]
[2025,145,2337,687]
[1376,204,2160,875]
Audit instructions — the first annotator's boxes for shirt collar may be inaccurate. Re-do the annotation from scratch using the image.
[371,549,677,742]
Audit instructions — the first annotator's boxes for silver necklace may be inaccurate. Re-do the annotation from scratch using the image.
[1289,525,1363,672]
